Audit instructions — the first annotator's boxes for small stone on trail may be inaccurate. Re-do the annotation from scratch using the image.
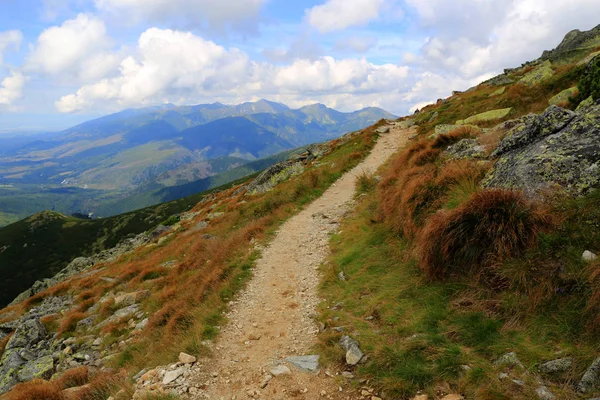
[285,355,320,372]
[179,352,196,364]
[260,375,272,388]
[270,365,291,376]
[248,332,262,340]
[338,271,346,281]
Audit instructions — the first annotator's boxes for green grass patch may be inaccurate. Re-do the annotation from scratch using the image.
[318,193,600,399]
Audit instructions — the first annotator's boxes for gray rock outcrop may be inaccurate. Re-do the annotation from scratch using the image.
[445,139,487,160]
[0,319,55,394]
[484,102,600,197]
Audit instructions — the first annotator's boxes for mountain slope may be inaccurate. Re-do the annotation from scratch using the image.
[0,101,395,224]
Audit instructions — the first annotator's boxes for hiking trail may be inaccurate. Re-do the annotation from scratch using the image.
[187,125,411,399]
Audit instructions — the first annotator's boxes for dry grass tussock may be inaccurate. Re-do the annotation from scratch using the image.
[419,189,555,280]
[378,130,490,239]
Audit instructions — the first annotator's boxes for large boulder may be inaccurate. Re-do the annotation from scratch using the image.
[445,139,487,160]
[245,161,305,195]
[5,319,46,350]
[17,355,55,381]
[483,102,600,196]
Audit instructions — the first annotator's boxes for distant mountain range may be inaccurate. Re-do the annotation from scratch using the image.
[0,100,395,225]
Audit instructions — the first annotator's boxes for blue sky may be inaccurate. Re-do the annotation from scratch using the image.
[0,0,599,132]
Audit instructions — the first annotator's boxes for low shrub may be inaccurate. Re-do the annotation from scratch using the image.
[419,189,554,280]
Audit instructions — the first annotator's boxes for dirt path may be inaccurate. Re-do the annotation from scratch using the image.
[190,126,411,400]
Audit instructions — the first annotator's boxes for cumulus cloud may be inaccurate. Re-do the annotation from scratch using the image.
[56,28,410,113]
[0,30,23,64]
[404,0,600,80]
[306,0,388,33]
[0,71,25,105]
[25,14,120,83]
[94,0,266,33]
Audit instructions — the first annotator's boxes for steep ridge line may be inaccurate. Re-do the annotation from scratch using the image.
[182,126,411,399]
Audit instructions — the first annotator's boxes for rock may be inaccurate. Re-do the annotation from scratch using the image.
[519,61,554,85]
[539,357,573,373]
[578,357,600,393]
[17,355,55,381]
[114,290,150,307]
[376,126,390,134]
[440,395,463,400]
[342,371,354,378]
[194,221,208,231]
[412,396,429,400]
[339,335,364,366]
[583,251,598,262]
[150,225,172,239]
[484,103,600,197]
[246,161,305,195]
[338,271,347,282]
[162,367,184,385]
[270,365,291,376]
[285,355,320,372]
[97,304,139,328]
[536,385,556,400]
[179,352,196,364]
[6,319,46,350]
[135,318,149,331]
[248,332,262,341]
[490,87,506,97]
[494,352,524,369]
[542,25,600,63]
[549,87,578,106]
[445,139,487,160]
[457,108,512,125]
[577,96,595,111]
[491,106,575,157]
[260,374,272,388]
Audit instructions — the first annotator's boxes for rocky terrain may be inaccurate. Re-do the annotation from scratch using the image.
[3,24,600,400]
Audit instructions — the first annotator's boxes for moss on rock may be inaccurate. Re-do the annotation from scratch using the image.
[519,61,554,85]
[457,108,513,125]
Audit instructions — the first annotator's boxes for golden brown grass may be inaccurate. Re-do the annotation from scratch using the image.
[419,189,555,280]
[5,380,63,400]
[54,367,89,389]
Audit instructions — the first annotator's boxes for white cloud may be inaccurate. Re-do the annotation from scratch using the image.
[94,0,266,33]
[333,36,378,53]
[405,0,600,80]
[306,0,387,33]
[0,30,23,64]
[25,14,119,83]
[56,28,411,113]
[0,71,25,105]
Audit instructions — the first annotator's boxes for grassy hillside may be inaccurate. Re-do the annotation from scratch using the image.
[315,46,600,398]
[0,173,251,308]
[0,122,384,398]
